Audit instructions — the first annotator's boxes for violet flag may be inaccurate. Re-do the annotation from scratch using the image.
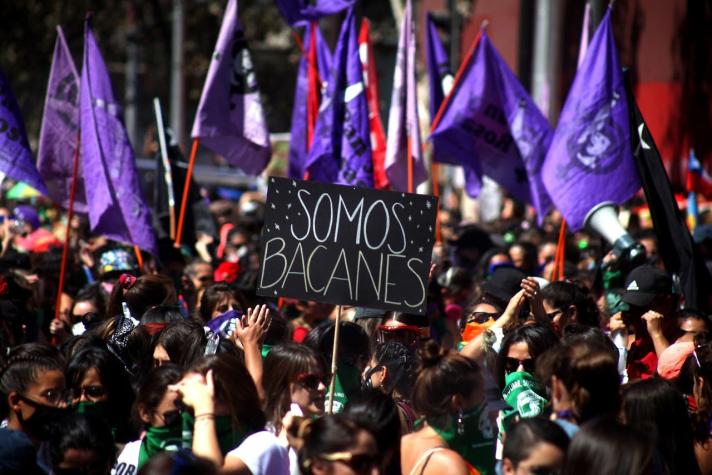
[541,8,639,231]
[191,0,271,176]
[80,19,157,255]
[275,0,354,26]
[288,22,332,180]
[306,8,373,188]
[385,0,427,192]
[430,28,553,220]
[0,70,47,194]
[425,15,481,197]
[38,26,86,212]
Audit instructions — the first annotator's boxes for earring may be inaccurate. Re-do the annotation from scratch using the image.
[457,408,465,436]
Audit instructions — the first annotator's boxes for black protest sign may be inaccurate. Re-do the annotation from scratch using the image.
[257,177,438,314]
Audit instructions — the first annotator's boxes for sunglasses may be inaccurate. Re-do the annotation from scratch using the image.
[295,373,328,391]
[504,357,535,374]
[320,451,379,474]
[529,466,560,475]
[72,385,107,400]
[467,311,499,324]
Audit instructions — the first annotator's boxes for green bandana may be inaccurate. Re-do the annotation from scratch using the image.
[428,404,496,475]
[498,371,549,443]
[261,344,273,359]
[325,363,361,413]
[181,412,249,455]
[138,423,182,468]
[74,400,109,417]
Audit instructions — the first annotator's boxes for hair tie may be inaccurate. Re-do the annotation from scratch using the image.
[119,273,137,290]
[143,322,167,336]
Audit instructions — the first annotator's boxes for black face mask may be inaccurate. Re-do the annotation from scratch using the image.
[361,366,381,391]
[18,395,70,440]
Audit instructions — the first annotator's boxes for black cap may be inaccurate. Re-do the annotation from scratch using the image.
[482,267,527,303]
[621,265,673,307]
[436,267,473,293]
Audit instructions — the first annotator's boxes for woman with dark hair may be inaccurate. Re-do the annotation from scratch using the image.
[562,419,653,475]
[541,281,600,334]
[0,343,68,473]
[171,351,289,474]
[344,389,401,475]
[362,340,418,433]
[70,283,108,334]
[153,320,207,368]
[622,378,700,475]
[297,415,379,475]
[113,365,183,474]
[107,274,177,320]
[401,342,495,475]
[502,418,569,475]
[198,283,247,324]
[303,321,370,413]
[66,342,136,443]
[263,344,327,434]
[535,341,620,436]
[496,324,558,390]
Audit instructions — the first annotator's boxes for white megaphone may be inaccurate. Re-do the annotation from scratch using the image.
[585,202,646,268]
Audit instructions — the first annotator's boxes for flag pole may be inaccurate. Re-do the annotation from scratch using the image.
[153,98,177,240]
[54,133,81,327]
[407,138,414,193]
[175,137,199,247]
[134,245,145,273]
[431,162,442,243]
[327,305,343,415]
[551,219,566,281]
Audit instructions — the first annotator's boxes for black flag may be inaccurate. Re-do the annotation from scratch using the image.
[626,76,712,312]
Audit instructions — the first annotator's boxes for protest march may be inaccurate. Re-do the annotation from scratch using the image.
[2,1,712,475]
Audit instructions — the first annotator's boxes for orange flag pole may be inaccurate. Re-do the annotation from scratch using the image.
[551,219,567,281]
[54,133,81,327]
[175,138,199,247]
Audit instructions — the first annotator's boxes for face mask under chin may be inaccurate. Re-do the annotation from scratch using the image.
[18,396,70,440]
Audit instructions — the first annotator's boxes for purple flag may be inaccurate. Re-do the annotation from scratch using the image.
[275,0,354,26]
[426,15,481,196]
[80,19,157,255]
[0,71,47,194]
[191,0,271,176]
[306,8,373,188]
[38,26,86,212]
[385,0,427,192]
[541,8,639,231]
[288,22,332,180]
[430,29,553,220]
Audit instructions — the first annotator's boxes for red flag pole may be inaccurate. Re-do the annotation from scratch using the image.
[551,219,567,281]
[407,138,414,193]
[431,162,442,244]
[54,133,81,326]
[175,138,199,247]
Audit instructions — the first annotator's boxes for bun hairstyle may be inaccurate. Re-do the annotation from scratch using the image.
[412,341,482,419]
[107,274,177,320]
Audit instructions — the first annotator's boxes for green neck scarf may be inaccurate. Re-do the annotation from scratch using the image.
[326,362,361,414]
[181,412,250,455]
[138,423,182,468]
[427,404,496,475]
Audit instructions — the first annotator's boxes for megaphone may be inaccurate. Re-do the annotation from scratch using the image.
[585,203,646,269]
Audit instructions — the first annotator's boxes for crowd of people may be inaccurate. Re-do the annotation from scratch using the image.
[1,187,712,475]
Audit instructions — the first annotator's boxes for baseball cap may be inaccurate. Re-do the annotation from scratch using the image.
[657,341,694,380]
[482,267,527,303]
[98,248,138,276]
[12,205,40,230]
[436,266,473,293]
[621,265,673,307]
[353,307,386,321]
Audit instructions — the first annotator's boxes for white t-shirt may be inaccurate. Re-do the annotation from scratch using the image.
[112,439,141,475]
[227,430,290,475]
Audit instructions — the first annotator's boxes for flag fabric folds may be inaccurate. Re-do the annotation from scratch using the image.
[80,19,157,255]
[359,19,389,190]
[306,8,373,188]
[275,0,354,26]
[0,70,47,194]
[385,0,427,192]
[288,22,332,180]
[541,8,639,230]
[191,0,271,176]
[430,28,553,219]
[627,81,712,312]
[38,26,86,212]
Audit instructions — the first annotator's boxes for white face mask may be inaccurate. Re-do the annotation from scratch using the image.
[72,322,86,336]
